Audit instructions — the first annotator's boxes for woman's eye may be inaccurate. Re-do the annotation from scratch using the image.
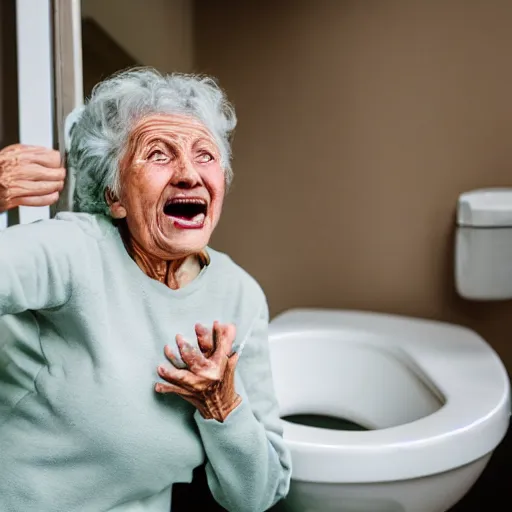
[197,152,214,163]
[148,150,169,162]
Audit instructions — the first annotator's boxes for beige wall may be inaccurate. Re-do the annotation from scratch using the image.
[81,0,193,72]
[194,0,512,370]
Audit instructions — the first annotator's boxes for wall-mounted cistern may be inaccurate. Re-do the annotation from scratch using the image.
[456,188,512,300]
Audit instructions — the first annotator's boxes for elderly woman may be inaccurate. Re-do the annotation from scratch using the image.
[0,68,291,512]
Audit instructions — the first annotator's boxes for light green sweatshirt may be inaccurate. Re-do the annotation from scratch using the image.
[0,212,291,512]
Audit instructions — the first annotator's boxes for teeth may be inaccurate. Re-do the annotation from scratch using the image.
[167,198,206,205]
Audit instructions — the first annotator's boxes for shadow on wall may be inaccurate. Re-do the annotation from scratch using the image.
[81,17,140,97]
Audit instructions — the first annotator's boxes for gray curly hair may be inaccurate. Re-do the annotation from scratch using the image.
[66,67,237,215]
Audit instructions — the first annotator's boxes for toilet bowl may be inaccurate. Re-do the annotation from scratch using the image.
[268,308,510,512]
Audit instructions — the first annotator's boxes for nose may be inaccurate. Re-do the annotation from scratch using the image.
[170,157,201,189]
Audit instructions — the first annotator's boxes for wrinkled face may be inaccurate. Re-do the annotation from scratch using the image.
[108,113,226,259]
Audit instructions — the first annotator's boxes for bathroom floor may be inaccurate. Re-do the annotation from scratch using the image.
[171,423,511,511]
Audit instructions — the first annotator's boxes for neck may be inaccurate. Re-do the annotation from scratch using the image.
[117,220,206,290]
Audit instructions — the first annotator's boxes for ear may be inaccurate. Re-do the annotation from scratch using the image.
[105,188,127,219]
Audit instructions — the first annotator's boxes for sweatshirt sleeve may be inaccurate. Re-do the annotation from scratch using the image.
[193,295,292,512]
[0,220,75,316]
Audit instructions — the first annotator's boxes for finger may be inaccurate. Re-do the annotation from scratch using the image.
[176,334,207,372]
[195,323,214,356]
[15,148,62,168]
[32,149,62,169]
[5,183,63,209]
[7,192,60,209]
[157,363,191,386]
[3,143,53,153]
[0,143,51,157]
[164,344,184,369]
[225,323,237,350]
[158,363,205,392]
[155,381,192,396]
[8,179,64,199]
[210,322,236,366]
[12,164,66,182]
[23,165,65,182]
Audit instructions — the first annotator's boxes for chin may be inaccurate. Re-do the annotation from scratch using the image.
[158,230,211,259]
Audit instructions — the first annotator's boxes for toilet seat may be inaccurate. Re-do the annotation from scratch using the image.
[269,308,510,484]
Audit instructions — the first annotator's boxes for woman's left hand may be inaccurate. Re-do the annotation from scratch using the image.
[155,321,242,422]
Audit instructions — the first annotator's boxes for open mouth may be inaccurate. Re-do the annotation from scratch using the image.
[163,197,207,228]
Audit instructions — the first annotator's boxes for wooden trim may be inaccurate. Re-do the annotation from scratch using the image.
[51,0,83,214]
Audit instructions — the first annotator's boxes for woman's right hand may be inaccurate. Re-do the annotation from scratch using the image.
[0,144,65,213]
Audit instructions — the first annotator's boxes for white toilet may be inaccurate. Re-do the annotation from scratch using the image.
[269,189,511,512]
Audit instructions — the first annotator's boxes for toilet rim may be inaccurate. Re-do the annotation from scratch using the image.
[269,308,511,483]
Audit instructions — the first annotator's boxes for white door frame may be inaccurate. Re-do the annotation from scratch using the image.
[0,0,83,230]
